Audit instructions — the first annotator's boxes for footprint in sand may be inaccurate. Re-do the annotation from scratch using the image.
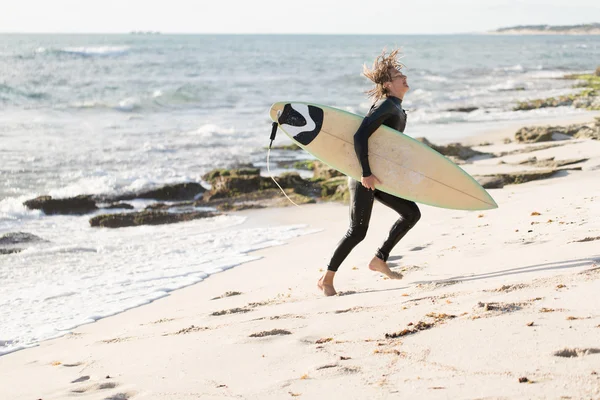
[69,376,137,399]
[554,348,600,358]
[249,329,292,338]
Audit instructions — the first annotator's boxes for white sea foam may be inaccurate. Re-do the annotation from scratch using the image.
[0,212,318,356]
[193,124,236,137]
[59,46,130,56]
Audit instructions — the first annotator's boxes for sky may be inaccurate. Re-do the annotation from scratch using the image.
[1,0,599,34]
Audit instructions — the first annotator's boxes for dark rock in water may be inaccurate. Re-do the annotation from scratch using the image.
[103,203,134,210]
[0,248,23,255]
[23,196,52,210]
[0,232,46,255]
[0,232,44,245]
[89,210,217,228]
[415,138,487,160]
[23,195,98,215]
[95,183,206,203]
[447,107,479,113]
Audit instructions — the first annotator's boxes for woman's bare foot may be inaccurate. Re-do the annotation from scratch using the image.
[317,271,337,296]
[368,256,403,279]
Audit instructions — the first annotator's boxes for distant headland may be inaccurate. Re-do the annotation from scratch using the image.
[489,23,600,35]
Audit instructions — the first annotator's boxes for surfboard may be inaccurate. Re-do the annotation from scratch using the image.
[269,101,498,211]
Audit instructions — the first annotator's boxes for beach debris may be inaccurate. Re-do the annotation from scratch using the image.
[572,236,600,243]
[487,283,529,293]
[385,313,456,339]
[217,384,227,388]
[300,374,309,380]
[106,375,111,379]
[51,361,61,366]
[385,321,434,338]
[518,377,529,383]
[340,356,351,360]
[316,338,333,344]
[554,348,600,358]
[149,318,175,324]
[527,322,534,327]
[101,336,135,344]
[540,308,559,313]
[211,307,252,316]
[430,386,446,390]
[166,325,210,335]
[249,329,292,338]
[289,392,301,397]
[556,284,566,289]
[531,211,541,216]
[566,316,590,321]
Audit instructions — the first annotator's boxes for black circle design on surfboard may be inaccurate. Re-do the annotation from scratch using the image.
[277,103,324,146]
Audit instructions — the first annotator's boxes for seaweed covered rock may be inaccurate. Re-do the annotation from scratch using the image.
[96,183,206,203]
[90,210,217,228]
[23,195,98,215]
[515,122,600,143]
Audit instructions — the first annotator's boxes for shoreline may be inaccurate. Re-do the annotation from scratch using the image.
[1,113,600,398]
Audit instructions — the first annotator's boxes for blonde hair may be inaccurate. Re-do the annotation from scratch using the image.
[363,48,405,102]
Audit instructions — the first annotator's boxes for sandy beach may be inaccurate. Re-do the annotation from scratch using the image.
[1,116,600,400]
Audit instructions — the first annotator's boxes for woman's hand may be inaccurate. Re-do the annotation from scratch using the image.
[360,174,381,191]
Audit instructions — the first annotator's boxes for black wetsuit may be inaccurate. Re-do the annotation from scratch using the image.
[327,96,421,272]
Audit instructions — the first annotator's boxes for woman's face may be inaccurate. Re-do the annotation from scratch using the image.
[388,69,409,96]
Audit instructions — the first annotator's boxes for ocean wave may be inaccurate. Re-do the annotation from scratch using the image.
[192,124,236,137]
[0,83,47,101]
[489,80,528,92]
[422,75,449,82]
[57,46,130,57]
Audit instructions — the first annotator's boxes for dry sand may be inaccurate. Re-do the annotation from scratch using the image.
[1,117,600,400]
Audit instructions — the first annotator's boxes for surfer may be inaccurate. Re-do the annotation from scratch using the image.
[318,49,421,296]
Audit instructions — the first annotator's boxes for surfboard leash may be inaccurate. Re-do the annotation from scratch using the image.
[267,121,301,208]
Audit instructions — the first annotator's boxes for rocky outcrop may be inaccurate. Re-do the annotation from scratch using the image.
[89,210,217,228]
[447,107,479,113]
[416,138,488,160]
[24,183,207,216]
[23,195,98,215]
[202,168,321,200]
[0,232,46,255]
[514,119,600,143]
[95,183,206,203]
[514,69,600,111]
[475,168,581,189]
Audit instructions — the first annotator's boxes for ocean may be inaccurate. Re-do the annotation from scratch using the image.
[1,33,599,355]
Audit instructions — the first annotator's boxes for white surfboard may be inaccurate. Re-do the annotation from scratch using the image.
[269,101,498,211]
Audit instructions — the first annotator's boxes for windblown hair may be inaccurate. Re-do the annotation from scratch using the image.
[363,49,405,102]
